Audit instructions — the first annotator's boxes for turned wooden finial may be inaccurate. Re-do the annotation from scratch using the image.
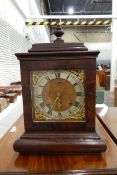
[54,25,64,43]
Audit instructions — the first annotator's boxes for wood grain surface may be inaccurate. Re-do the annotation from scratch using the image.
[96,106,117,145]
[0,113,117,172]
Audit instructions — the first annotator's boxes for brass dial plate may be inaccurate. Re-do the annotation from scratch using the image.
[31,70,85,121]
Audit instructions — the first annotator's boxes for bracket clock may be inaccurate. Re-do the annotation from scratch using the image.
[14,28,106,154]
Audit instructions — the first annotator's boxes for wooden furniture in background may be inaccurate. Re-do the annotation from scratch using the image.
[96,106,117,145]
[0,85,22,96]
[0,97,9,112]
[0,112,117,172]
[98,70,106,86]
[105,74,110,90]
[0,93,17,103]
[114,87,117,107]
[96,71,100,90]
[98,70,110,89]
[10,81,21,85]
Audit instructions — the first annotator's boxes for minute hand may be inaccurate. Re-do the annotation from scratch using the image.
[53,93,61,109]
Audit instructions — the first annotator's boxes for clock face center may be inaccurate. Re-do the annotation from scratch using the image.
[42,78,76,112]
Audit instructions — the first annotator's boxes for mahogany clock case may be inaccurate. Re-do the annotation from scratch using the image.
[13,43,107,154]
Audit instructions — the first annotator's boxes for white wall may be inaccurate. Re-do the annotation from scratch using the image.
[0,0,27,39]
[0,0,50,43]
[13,0,50,43]
[85,42,112,65]
[0,0,50,86]
[51,27,112,65]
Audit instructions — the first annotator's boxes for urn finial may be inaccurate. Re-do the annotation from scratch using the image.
[54,25,64,43]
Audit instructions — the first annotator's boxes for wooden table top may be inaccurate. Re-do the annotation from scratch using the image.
[0,111,117,173]
[96,106,117,145]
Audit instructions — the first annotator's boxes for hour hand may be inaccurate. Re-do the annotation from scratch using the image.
[53,92,62,109]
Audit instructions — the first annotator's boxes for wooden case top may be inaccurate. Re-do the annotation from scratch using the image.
[15,42,100,60]
[28,42,88,52]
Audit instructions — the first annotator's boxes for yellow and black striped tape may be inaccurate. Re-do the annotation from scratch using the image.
[25,20,111,26]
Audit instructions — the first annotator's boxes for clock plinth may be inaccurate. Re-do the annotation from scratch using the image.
[14,38,107,154]
[14,132,106,154]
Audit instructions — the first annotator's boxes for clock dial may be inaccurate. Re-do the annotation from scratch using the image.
[31,70,85,121]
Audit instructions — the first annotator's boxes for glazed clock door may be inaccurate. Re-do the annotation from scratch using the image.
[31,70,85,122]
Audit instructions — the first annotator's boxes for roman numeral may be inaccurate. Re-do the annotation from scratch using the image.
[73,83,78,87]
[39,85,44,88]
[45,76,50,81]
[40,102,45,108]
[69,110,72,114]
[58,112,62,117]
[76,92,81,96]
[55,72,60,78]
[47,109,52,115]
[66,73,71,80]
[37,95,42,98]
[73,101,79,107]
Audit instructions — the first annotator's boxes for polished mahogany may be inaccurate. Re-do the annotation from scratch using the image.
[0,115,117,173]
[13,37,107,154]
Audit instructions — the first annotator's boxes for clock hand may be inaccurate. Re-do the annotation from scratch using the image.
[53,92,62,110]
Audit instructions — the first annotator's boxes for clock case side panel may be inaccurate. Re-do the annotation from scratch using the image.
[19,56,96,132]
[19,63,33,131]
